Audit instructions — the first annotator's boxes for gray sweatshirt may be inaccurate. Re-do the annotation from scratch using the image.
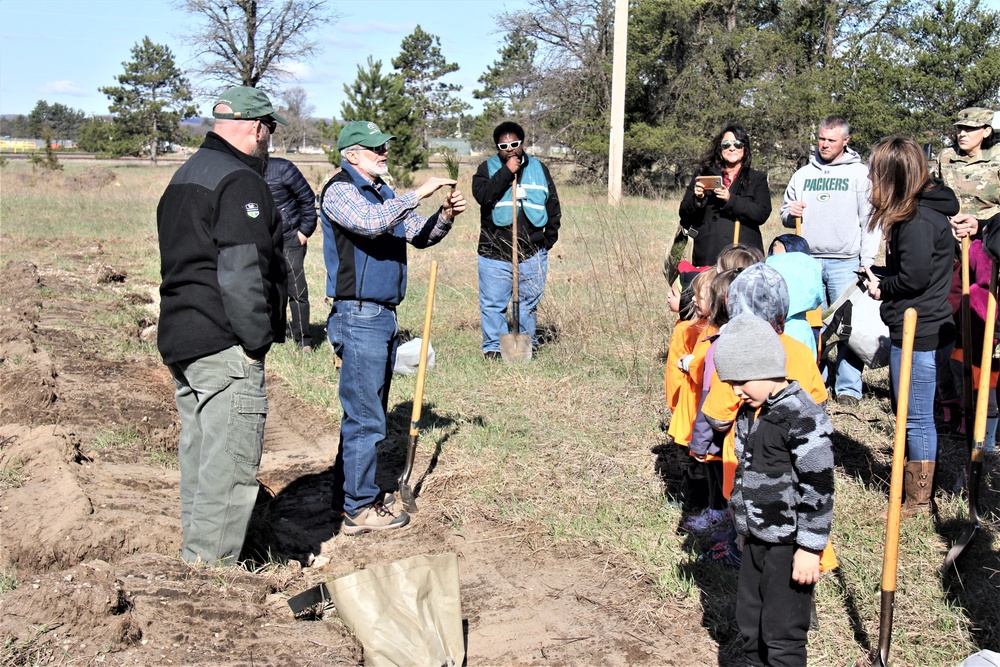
[780,147,880,266]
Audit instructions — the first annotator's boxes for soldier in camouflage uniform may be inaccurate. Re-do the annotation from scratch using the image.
[938,106,999,222]
[935,108,999,447]
[713,314,835,667]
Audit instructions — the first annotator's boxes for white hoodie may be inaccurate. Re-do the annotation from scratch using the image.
[780,146,880,266]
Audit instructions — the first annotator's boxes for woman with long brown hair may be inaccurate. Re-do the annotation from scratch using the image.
[864,137,960,516]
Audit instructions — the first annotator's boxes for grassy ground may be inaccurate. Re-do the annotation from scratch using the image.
[2,157,997,665]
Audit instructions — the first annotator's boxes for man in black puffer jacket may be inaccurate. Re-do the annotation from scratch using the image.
[265,157,318,351]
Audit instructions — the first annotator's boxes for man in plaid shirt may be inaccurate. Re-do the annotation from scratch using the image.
[319,120,466,535]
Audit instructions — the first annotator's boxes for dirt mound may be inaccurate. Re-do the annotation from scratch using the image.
[0,251,717,665]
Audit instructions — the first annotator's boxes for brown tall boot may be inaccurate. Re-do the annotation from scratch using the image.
[902,460,935,517]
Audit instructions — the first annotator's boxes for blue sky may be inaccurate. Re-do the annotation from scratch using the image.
[0,0,531,118]
[2,0,999,119]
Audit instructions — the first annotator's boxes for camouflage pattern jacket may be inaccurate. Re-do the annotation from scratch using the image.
[729,381,835,552]
[937,144,1000,220]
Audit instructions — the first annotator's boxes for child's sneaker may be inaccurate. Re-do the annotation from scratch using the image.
[698,539,742,567]
[681,507,730,533]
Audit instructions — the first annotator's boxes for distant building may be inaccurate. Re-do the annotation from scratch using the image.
[429,137,472,156]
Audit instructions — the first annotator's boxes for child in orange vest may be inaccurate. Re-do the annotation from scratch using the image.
[682,269,743,533]
[666,268,718,513]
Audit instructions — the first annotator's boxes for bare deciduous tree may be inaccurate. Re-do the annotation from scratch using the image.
[177,0,339,93]
[278,85,316,151]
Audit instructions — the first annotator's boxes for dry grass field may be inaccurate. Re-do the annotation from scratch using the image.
[0,155,998,666]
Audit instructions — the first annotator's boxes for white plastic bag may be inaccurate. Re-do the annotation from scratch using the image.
[394,338,435,375]
[822,283,891,369]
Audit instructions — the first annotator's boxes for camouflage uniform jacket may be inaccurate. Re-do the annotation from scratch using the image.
[937,144,1000,220]
[730,381,835,552]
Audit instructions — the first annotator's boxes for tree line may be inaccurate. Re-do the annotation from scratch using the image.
[4,0,998,190]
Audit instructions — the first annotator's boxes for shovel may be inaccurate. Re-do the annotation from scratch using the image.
[961,236,975,453]
[873,307,917,667]
[943,255,998,571]
[397,260,438,513]
[500,174,532,363]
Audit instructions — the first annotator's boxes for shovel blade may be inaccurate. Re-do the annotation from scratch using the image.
[399,483,418,513]
[500,333,533,363]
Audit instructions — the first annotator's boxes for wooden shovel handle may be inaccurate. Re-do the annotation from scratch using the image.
[409,261,438,430]
[511,174,520,324]
[875,307,917,667]
[973,259,998,454]
[962,236,975,449]
[882,307,917,592]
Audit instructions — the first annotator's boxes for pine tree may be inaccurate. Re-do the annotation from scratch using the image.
[99,38,196,163]
[391,25,470,146]
[471,29,540,146]
[338,57,423,186]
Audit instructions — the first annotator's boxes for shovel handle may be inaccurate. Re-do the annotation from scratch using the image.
[795,216,802,237]
[876,307,916,666]
[410,261,438,428]
[962,236,975,450]
[511,174,521,329]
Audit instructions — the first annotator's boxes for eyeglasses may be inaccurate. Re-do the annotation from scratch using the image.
[721,140,745,150]
[257,118,277,134]
[497,140,522,151]
[359,142,390,155]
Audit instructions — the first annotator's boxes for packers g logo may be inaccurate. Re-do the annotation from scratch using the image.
[816,193,831,203]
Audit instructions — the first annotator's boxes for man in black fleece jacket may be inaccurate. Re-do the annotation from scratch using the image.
[157,86,287,566]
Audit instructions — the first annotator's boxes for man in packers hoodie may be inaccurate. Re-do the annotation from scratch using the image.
[781,115,880,407]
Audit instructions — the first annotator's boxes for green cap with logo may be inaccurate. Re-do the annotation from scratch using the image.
[954,107,995,128]
[338,120,396,150]
[213,86,288,125]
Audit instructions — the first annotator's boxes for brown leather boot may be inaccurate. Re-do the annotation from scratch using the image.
[902,460,935,517]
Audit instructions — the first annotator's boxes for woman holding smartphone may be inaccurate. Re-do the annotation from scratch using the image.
[678,124,772,266]
[864,137,960,516]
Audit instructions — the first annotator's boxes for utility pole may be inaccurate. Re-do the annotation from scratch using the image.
[607,0,629,206]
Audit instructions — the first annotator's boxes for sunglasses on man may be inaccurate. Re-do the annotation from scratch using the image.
[721,140,745,150]
[257,117,278,134]
[497,140,522,151]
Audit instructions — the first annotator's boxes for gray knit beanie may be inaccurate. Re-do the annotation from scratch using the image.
[727,263,789,333]
[714,314,787,382]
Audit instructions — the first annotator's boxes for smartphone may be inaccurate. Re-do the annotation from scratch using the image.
[695,175,724,190]
[855,269,869,288]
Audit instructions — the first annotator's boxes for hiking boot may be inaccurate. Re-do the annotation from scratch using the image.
[836,394,860,407]
[681,507,730,534]
[342,502,410,536]
[483,351,502,361]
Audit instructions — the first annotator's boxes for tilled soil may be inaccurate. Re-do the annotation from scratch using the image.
[0,252,718,666]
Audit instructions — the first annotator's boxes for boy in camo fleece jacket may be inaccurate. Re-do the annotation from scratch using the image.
[713,314,835,667]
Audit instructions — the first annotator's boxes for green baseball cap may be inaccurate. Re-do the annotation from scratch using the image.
[338,120,396,150]
[213,86,288,125]
[954,107,994,127]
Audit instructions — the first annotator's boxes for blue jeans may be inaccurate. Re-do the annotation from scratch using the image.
[890,345,938,461]
[169,345,267,565]
[327,301,398,515]
[820,257,864,400]
[478,249,548,352]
